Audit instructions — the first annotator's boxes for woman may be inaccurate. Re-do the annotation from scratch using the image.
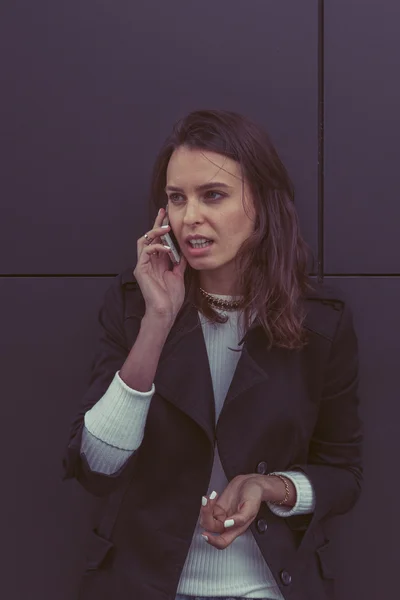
[63,109,363,600]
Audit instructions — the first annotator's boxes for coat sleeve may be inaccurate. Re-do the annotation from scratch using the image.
[61,273,142,497]
[288,299,363,529]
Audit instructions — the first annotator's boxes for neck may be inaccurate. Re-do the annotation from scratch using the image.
[199,274,240,296]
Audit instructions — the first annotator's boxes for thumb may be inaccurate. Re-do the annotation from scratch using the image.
[223,500,259,529]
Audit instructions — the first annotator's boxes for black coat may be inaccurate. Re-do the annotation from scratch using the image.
[63,268,363,600]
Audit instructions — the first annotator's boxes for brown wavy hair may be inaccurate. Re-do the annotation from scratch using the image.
[149,109,315,350]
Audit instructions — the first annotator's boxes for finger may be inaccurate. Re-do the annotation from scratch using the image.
[208,497,259,546]
[203,502,257,550]
[220,500,259,530]
[142,241,172,252]
[209,504,229,529]
[155,207,166,227]
[138,225,170,251]
[154,224,170,236]
[137,206,168,251]
[202,524,248,550]
[199,492,220,530]
[140,242,173,263]
[200,506,224,533]
[199,492,225,533]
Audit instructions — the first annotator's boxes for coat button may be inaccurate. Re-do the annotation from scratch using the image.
[256,461,268,474]
[256,518,268,533]
[280,570,292,585]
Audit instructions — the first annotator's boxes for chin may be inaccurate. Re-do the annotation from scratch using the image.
[184,256,209,267]
[188,260,222,272]
[186,261,209,270]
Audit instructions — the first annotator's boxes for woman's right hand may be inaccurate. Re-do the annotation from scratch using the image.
[133,207,187,323]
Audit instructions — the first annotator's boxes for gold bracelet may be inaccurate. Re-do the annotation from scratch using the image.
[267,473,290,506]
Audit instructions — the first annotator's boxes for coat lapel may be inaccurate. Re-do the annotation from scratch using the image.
[152,301,216,445]
[152,303,271,445]
[222,327,270,411]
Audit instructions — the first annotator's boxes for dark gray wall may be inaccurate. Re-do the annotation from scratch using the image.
[324,0,400,274]
[0,1,398,599]
[322,1,400,597]
[0,0,318,274]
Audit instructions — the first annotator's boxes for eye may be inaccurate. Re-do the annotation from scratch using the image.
[204,190,224,201]
[168,193,184,202]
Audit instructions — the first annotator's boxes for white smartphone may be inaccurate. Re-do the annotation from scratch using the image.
[159,206,181,265]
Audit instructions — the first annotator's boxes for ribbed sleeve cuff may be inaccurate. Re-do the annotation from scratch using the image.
[83,370,155,451]
[81,427,135,475]
[267,470,316,517]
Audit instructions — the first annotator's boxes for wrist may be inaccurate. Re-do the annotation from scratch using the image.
[260,474,296,507]
[142,312,174,334]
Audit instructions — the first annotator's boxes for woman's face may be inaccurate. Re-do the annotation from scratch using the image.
[165,146,256,292]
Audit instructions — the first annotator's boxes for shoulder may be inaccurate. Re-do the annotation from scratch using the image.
[303,279,354,343]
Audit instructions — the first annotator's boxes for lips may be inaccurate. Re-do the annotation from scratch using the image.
[185,239,214,256]
[187,239,213,245]
[184,235,213,244]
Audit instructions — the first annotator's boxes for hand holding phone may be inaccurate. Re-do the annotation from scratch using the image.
[133,207,186,323]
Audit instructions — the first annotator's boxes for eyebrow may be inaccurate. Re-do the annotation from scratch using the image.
[165,182,234,193]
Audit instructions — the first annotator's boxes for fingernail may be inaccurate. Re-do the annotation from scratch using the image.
[161,225,169,228]
[224,519,235,528]
[158,208,162,215]
[201,535,209,542]
[201,496,208,506]
[209,491,217,500]
[163,245,171,249]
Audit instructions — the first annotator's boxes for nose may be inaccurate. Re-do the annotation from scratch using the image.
[182,201,204,226]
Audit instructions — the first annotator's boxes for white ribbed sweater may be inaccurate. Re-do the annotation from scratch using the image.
[82,299,315,599]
